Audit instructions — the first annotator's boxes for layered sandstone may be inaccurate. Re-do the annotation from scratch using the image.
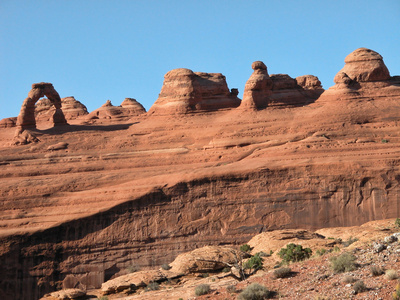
[86,99,146,121]
[16,82,67,131]
[148,68,241,114]
[0,48,399,300]
[35,96,88,122]
[240,62,323,109]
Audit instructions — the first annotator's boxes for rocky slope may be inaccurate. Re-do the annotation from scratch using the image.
[0,48,400,300]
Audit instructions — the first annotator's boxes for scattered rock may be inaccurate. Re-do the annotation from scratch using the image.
[384,235,398,244]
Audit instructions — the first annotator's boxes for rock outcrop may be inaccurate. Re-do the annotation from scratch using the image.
[120,98,146,115]
[35,96,88,122]
[16,82,68,131]
[239,61,272,110]
[334,47,390,83]
[148,68,241,114]
[0,117,17,128]
[240,62,323,109]
[86,99,146,121]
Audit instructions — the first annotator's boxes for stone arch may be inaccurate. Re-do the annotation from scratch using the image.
[16,82,68,131]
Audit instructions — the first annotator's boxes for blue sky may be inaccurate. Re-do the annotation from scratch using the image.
[1,0,399,120]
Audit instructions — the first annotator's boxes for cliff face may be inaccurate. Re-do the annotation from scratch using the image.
[1,48,400,299]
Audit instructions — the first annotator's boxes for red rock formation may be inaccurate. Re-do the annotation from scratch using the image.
[148,68,241,114]
[120,98,146,115]
[239,61,272,110]
[240,62,323,109]
[0,48,400,300]
[16,82,67,131]
[35,96,88,122]
[0,117,17,128]
[86,99,146,121]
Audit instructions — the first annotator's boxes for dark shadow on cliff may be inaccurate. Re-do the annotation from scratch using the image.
[31,123,137,135]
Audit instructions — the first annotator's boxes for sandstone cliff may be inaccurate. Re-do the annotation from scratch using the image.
[0,48,399,300]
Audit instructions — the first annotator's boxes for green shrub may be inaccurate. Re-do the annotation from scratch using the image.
[343,236,358,247]
[161,263,171,270]
[195,284,211,296]
[333,246,340,252]
[353,280,367,294]
[98,297,109,300]
[278,243,312,263]
[145,282,160,291]
[316,248,327,256]
[240,244,252,252]
[202,272,209,278]
[370,265,385,276]
[243,253,263,272]
[395,218,400,228]
[222,267,231,273]
[329,252,357,273]
[273,267,291,278]
[238,283,271,300]
[386,269,399,280]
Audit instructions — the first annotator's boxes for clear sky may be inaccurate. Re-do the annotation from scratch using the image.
[1,0,399,120]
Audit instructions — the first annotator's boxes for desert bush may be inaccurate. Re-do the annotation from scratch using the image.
[244,253,263,273]
[145,282,160,291]
[161,263,171,270]
[202,272,209,278]
[370,265,385,276]
[222,267,231,273]
[343,236,358,247]
[393,283,400,300]
[240,244,252,253]
[333,246,340,252]
[386,269,399,280]
[126,264,140,273]
[353,280,367,294]
[395,218,400,228]
[98,297,109,300]
[273,267,291,278]
[195,284,211,296]
[278,243,312,263]
[341,275,357,284]
[238,283,271,300]
[329,252,357,273]
[315,248,327,256]
[226,284,237,293]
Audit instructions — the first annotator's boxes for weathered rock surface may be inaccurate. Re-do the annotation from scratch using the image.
[86,99,145,121]
[240,62,323,109]
[35,97,88,123]
[120,98,146,115]
[48,288,86,299]
[16,82,68,130]
[0,48,400,300]
[169,246,241,274]
[0,117,17,128]
[148,68,241,114]
[239,61,272,110]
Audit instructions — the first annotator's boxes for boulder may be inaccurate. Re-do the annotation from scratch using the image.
[169,246,241,274]
[101,270,166,295]
[86,99,146,120]
[148,68,241,114]
[49,288,86,299]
